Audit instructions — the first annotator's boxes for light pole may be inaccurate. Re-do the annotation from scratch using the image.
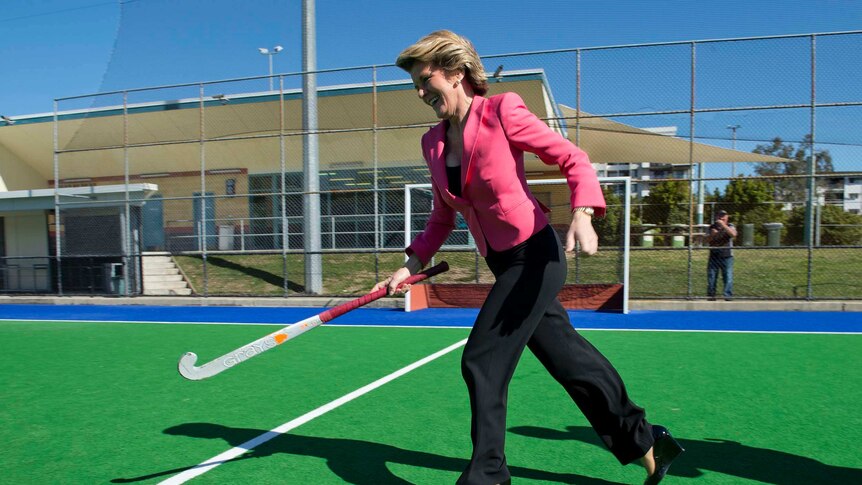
[258,45,284,91]
[727,124,741,177]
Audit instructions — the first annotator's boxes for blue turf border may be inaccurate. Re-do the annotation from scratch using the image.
[0,304,860,333]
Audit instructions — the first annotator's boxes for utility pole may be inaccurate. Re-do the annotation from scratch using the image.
[302,0,322,294]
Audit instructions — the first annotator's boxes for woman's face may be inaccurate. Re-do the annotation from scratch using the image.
[409,61,462,120]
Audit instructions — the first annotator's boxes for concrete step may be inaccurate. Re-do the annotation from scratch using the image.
[141,254,191,296]
[143,262,180,270]
[144,278,187,288]
[143,274,184,283]
[143,256,174,263]
[143,267,182,276]
[144,287,193,296]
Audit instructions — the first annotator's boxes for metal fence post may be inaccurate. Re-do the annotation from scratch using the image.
[280,75,290,298]
[52,99,63,295]
[805,34,818,300]
[687,41,698,298]
[372,65,381,283]
[199,83,208,297]
[122,91,131,296]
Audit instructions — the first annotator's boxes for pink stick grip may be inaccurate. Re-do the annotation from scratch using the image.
[319,261,449,323]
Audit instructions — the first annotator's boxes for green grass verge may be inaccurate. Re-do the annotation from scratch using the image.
[174,247,862,299]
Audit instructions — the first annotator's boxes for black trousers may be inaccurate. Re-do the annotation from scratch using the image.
[457,225,654,485]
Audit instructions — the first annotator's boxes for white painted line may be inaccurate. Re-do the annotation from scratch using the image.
[158,337,468,484]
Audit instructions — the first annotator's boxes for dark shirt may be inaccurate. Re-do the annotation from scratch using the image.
[447,164,461,197]
[709,222,735,258]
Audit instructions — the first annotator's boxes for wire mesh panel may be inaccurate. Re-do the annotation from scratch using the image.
[0,256,53,293]
[406,178,631,311]
[22,32,860,299]
[55,88,140,294]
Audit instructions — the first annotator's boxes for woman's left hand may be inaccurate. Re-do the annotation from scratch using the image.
[372,266,413,295]
[565,211,598,255]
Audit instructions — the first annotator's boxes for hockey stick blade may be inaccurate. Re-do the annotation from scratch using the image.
[178,261,449,380]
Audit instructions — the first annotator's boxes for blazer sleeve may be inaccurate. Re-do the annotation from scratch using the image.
[405,141,456,266]
[497,92,606,217]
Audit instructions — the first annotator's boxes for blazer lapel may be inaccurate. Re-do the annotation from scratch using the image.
[461,96,486,191]
[425,122,450,194]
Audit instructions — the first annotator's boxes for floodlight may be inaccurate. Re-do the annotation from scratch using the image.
[257,45,285,91]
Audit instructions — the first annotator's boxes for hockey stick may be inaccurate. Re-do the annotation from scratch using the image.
[178,261,449,380]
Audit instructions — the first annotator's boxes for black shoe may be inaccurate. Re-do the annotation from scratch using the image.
[644,425,684,485]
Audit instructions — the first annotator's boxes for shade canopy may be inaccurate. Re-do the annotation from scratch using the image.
[0,183,159,211]
[0,70,787,190]
[556,105,788,165]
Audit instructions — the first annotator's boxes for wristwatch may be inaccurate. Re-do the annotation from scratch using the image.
[572,206,595,217]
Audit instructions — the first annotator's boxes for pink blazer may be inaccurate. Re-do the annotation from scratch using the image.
[407,92,606,265]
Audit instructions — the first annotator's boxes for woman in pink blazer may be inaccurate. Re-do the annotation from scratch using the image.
[375,31,682,485]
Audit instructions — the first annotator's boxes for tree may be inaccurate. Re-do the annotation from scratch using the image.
[721,177,775,208]
[642,180,690,226]
[716,177,785,246]
[785,204,862,246]
[752,134,833,203]
[594,186,623,246]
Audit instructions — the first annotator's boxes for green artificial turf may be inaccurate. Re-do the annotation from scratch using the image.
[1,320,860,484]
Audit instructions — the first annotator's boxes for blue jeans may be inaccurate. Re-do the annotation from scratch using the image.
[707,255,734,298]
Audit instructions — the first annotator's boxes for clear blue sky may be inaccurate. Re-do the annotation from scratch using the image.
[2,0,860,117]
[1,0,860,179]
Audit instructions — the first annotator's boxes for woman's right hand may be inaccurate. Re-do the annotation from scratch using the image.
[372,266,414,295]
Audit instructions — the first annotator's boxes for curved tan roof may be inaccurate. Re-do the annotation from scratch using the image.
[0,72,787,190]
[557,105,788,165]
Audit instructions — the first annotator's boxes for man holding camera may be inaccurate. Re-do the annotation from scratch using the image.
[707,210,737,301]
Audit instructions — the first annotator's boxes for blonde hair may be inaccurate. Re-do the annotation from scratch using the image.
[396,30,489,96]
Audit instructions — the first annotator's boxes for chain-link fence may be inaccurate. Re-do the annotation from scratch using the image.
[7,31,859,299]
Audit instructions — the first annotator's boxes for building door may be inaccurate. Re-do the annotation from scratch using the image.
[192,192,216,250]
[142,194,165,251]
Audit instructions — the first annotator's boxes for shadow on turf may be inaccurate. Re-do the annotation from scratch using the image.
[204,256,306,293]
[111,422,626,484]
[510,425,862,484]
